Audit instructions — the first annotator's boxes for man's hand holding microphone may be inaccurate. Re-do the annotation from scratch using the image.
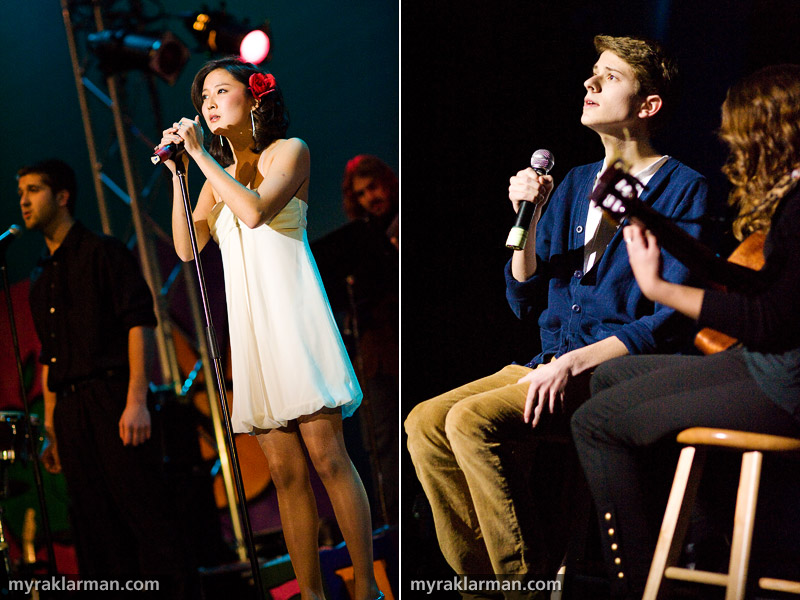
[506,149,555,251]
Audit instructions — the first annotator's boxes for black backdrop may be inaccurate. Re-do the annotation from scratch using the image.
[400,0,800,590]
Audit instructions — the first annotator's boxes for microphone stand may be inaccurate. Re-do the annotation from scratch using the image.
[0,252,57,578]
[173,159,263,597]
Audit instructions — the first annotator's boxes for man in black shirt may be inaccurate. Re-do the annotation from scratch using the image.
[19,159,191,595]
[313,155,399,526]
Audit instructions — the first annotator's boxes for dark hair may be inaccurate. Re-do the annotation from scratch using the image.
[190,57,290,167]
[594,34,680,130]
[719,64,800,240]
[17,159,77,215]
[341,155,399,220]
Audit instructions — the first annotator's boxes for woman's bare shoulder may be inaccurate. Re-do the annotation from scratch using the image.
[272,137,309,157]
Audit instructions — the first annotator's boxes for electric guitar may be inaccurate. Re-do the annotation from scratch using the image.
[591,159,765,354]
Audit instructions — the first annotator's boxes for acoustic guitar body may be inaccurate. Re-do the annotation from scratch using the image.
[694,231,766,354]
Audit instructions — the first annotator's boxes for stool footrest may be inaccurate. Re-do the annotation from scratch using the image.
[664,567,728,587]
[759,577,800,594]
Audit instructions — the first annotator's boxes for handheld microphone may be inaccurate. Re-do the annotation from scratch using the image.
[505,149,555,250]
[151,142,183,165]
[0,224,22,255]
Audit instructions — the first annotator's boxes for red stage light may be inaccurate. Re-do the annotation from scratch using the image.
[184,9,272,65]
[240,30,270,64]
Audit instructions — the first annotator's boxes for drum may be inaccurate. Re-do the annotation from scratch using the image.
[0,412,40,463]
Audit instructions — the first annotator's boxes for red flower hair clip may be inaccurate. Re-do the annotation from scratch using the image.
[249,72,276,99]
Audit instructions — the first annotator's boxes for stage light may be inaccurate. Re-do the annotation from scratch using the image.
[185,9,272,64]
[240,30,270,64]
[87,30,190,85]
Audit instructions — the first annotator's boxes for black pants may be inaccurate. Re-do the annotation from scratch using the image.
[360,372,400,526]
[571,351,800,599]
[54,377,194,597]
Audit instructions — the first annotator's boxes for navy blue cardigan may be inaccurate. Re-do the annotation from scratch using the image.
[505,158,708,367]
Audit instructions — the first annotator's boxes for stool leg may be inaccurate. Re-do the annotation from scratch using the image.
[725,450,762,600]
[643,446,706,600]
[551,564,565,600]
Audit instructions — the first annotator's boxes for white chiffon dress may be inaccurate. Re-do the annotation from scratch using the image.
[207,196,362,432]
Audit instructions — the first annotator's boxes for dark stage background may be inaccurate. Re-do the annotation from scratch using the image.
[400,0,800,593]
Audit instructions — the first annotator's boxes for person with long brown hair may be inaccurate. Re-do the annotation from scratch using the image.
[571,63,800,599]
[341,154,398,224]
[156,57,382,600]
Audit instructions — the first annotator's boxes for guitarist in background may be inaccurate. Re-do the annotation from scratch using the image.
[572,63,800,599]
[314,155,399,526]
[406,35,709,592]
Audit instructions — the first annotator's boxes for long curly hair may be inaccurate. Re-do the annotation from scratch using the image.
[190,57,289,167]
[720,64,800,240]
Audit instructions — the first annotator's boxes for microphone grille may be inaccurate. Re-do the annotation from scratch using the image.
[530,149,555,173]
[9,224,21,237]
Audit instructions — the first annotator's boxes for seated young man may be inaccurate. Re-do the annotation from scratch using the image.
[405,34,709,596]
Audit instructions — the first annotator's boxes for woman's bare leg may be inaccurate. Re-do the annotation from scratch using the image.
[257,425,326,600]
[298,409,380,600]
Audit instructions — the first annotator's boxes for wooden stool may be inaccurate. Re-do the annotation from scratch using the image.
[643,427,800,600]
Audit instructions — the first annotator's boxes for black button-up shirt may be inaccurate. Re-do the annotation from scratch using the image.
[28,221,157,392]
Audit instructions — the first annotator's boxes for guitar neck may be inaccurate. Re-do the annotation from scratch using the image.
[625,201,759,290]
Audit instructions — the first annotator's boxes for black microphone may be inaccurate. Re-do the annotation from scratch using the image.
[0,224,22,255]
[151,142,183,165]
[506,149,555,250]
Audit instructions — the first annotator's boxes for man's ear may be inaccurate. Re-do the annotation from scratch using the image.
[638,94,663,120]
[55,190,70,209]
